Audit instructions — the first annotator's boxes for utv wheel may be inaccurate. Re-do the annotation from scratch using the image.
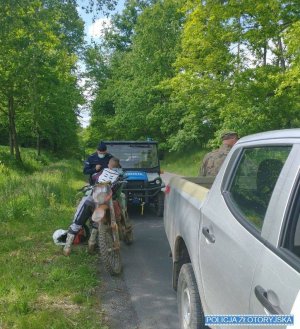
[124,227,133,245]
[177,264,205,329]
[155,191,165,217]
[98,223,122,275]
[123,210,133,245]
[117,221,125,241]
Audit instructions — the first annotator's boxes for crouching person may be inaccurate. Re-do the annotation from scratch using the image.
[63,157,122,256]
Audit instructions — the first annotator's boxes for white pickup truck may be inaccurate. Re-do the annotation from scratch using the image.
[164,129,300,329]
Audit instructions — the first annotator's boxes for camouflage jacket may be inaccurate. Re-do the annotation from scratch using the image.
[199,144,231,177]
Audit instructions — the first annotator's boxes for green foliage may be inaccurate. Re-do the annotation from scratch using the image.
[0,0,84,159]
[84,0,300,151]
[0,147,107,329]
[163,0,300,147]
[86,0,185,145]
[220,66,299,136]
[161,147,208,176]
[1,0,299,155]
[102,0,150,52]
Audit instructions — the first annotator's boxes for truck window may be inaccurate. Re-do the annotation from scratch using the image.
[282,178,300,260]
[228,146,291,231]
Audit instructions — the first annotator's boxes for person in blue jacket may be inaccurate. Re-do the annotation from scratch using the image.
[83,141,113,185]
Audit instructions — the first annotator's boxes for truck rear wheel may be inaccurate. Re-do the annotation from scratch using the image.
[177,264,205,329]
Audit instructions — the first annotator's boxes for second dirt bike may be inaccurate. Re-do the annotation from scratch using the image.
[91,181,133,275]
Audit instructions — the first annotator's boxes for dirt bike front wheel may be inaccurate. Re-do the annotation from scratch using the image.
[98,223,122,275]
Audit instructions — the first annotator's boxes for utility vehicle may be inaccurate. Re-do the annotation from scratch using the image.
[104,140,165,217]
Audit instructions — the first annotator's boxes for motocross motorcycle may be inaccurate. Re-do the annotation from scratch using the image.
[91,180,133,275]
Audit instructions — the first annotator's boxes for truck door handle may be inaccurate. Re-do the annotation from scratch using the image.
[202,227,215,243]
[254,285,283,314]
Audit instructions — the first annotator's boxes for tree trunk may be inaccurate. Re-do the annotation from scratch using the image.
[236,17,242,73]
[8,122,14,156]
[263,43,267,66]
[37,129,41,156]
[278,37,286,70]
[8,95,22,163]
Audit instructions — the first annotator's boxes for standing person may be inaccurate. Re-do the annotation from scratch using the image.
[83,141,113,185]
[199,131,239,177]
[63,157,122,256]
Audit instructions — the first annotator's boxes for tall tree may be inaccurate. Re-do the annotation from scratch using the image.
[88,0,184,146]
[165,0,300,148]
[84,0,300,151]
[0,0,84,159]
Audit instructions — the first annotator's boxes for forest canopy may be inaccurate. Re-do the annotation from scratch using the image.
[1,0,299,161]
[85,0,300,150]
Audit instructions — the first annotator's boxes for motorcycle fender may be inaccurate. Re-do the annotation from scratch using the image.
[92,204,109,223]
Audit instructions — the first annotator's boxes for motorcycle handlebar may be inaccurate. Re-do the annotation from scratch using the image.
[115,180,128,184]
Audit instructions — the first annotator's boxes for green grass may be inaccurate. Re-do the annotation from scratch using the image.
[0,147,108,329]
[0,144,209,328]
[161,148,209,176]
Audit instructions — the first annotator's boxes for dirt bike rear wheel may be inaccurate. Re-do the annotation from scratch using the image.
[98,223,122,275]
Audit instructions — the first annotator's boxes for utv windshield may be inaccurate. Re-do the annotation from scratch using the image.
[106,143,159,169]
